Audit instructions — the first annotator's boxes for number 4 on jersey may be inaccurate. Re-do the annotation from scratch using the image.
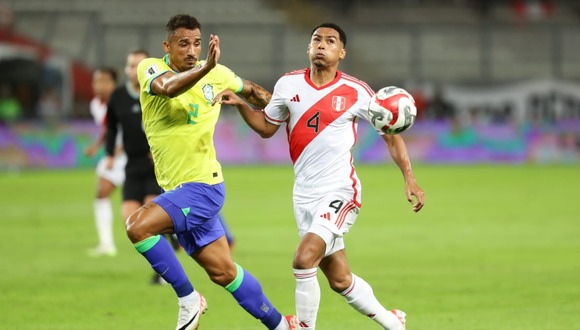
[307,111,320,133]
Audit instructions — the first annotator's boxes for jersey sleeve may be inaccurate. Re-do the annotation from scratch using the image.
[353,83,386,135]
[217,64,243,93]
[263,78,289,125]
[137,58,170,96]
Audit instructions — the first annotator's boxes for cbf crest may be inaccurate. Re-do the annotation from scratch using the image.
[202,84,214,104]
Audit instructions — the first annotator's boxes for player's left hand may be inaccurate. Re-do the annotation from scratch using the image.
[405,181,425,213]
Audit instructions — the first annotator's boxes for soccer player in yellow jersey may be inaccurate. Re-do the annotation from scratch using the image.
[126,14,297,330]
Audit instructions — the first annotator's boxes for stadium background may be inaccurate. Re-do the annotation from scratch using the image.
[0,1,579,330]
[1,0,579,167]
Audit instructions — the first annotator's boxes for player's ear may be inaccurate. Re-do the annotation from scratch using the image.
[306,43,311,54]
[339,48,346,60]
[163,40,170,53]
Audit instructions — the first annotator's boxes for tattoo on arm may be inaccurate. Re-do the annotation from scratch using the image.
[242,80,271,108]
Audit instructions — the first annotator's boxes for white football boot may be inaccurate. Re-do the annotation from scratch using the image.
[390,309,406,330]
[176,292,208,330]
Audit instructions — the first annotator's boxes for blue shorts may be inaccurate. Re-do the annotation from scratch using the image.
[153,182,226,255]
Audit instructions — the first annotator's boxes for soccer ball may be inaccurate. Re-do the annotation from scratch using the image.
[368,86,417,134]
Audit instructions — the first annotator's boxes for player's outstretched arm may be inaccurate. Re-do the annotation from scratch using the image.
[213,90,279,138]
[150,35,221,98]
[382,134,425,213]
[239,79,272,108]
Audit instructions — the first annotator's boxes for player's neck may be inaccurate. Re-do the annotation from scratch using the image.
[309,66,338,87]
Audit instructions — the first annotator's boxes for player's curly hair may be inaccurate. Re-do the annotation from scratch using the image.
[165,14,201,40]
[311,22,347,47]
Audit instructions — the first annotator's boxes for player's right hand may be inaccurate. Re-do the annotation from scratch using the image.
[84,144,98,157]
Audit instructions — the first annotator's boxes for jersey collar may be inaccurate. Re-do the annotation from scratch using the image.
[304,67,342,90]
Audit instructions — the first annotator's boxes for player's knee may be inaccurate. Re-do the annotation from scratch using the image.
[95,188,109,199]
[292,250,318,269]
[207,267,236,287]
[328,273,352,293]
[125,210,147,243]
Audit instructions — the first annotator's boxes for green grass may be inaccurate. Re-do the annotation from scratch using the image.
[1,165,579,329]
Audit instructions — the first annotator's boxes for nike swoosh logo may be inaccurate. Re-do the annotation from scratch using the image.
[179,310,199,330]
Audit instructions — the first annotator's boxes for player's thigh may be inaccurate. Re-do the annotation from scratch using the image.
[293,232,327,269]
[296,195,359,257]
[126,201,175,242]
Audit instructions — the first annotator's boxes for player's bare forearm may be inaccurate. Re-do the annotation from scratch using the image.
[152,64,213,98]
[239,79,272,108]
[383,134,415,182]
[215,89,278,138]
[383,134,425,212]
[238,106,278,138]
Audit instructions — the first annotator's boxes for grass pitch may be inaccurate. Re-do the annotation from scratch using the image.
[1,165,579,329]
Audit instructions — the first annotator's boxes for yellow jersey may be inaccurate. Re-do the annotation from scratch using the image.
[137,55,243,190]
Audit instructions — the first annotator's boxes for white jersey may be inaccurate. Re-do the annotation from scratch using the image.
[90,97,107,126]
[264,68,375,205]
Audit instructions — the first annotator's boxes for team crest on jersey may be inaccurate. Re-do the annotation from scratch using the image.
[145,65,158,78]
[332,96,346,111]
[202,84,214,102]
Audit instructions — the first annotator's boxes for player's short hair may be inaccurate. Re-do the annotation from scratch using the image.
[128,49,149,57]
[166,14,201,40]
[96,67,118,83]
[311,22,347,47]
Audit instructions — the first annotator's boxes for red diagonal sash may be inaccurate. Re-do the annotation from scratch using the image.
[289,84,358,163]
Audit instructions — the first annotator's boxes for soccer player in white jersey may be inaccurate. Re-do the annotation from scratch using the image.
[85,67,126,257]
[216,22,425,330]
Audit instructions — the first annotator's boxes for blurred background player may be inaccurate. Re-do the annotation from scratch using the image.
[104,49,177,284]
[85,67,124,257]
[217,22,425,330]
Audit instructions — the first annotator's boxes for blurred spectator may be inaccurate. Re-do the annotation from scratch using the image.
[0,83,20,123]
[0,1,14,31]
[37,86,62,121]
[512,0,554,21]
[424,85,455,121]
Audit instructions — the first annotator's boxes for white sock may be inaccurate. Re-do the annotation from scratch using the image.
[178,291,198,306]
[341,273,401,330]
[294,268,319,330]
[94,198,114,249]
[273,316,289,330]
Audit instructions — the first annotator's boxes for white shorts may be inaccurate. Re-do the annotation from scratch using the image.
[95,153,127,187]
[294,194,360,257]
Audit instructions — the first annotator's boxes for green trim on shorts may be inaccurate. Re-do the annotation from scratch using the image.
[134,235,161,253]
[224,263,244,293]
